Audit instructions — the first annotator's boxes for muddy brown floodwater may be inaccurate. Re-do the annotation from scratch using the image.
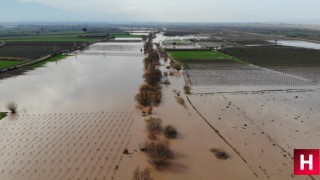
[0,42,145,113]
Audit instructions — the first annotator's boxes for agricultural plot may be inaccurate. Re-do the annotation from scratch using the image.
[114,34,143,38]
[169,50,234,61]
[188,89,320,179]
[0,34,101,42]
[162,39,201,49]
[0,111,136,179]
[183,61,315,86]
[196,40,233,48]
[78,42,144,57]
[0,42,78,59]
[265,65,320,83]
[221,45,320,65]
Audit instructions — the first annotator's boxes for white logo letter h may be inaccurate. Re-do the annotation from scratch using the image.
[300,154,313,170]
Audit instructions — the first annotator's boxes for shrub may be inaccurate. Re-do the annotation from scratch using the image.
[139,142,148,152]
[132,167,153,180]
[162,79,170,85]
[210,148,229,160]
[183,85,191,94]
[149,50,160,60]
[164,125,177,139]
[146,117,162,132]
[136,83,161,106]
[7,102,17,114]
[135,92,152,107]
[145,140,171,166]
[170,61,182,71]
[175,96,185,106]
[144,64,162,86]
[148,132,157,140]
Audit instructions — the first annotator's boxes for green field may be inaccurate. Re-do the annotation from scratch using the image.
[0,60,23,69]
[0,112,7,120]
[32,55,69,68]
[169,50,234,60]
[168,50,246,66]
[114,34,143,38]
[0,32,104,42]
[0,36,100,42]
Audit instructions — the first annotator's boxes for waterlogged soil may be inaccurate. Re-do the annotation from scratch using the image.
[183,61,316,87]
[188,89,320,180]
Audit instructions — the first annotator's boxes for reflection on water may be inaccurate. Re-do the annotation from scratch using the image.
[0,42,144,113]
[271,40,320,50]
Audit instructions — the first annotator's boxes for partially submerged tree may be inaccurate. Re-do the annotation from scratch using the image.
[6,102,17,114]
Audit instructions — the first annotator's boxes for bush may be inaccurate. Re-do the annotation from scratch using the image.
[136,83,161,106]
[149,50,160,60]
[175,96,185,106]
[135,92,152,107]
[139,142,148,152]
[184,85,191,94]
[132,167,153,180]
[146,117,163,132]
[144,64,162,86]
[145,140,171,166]
[164,125,177,139]
[210,148,229,160]
[7,102,17,114]
[162,79,170,85]
[148,132,157,140]
[170,61,182,71]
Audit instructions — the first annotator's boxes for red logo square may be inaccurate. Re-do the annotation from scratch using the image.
[294,149,320,175]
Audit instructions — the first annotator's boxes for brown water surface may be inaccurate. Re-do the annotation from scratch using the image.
[0,42,144,113]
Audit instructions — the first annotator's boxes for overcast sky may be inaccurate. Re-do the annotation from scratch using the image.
[1,0,320,23]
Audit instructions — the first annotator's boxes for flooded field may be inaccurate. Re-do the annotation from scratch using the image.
[0,42,144,113]
[0,40,147,179]
[265,65,320,83]
[273,40,320,50]
[0,111,136,179]
[188,89,320,179]
[183,61,315,87]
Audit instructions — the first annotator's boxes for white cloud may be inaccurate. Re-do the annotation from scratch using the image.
[9,0,320,22]
[125,5,139,12]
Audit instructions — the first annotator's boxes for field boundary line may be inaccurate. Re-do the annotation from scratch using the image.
[185,95,259,178]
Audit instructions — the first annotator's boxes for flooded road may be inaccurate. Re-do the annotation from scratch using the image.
[0,42,144,113]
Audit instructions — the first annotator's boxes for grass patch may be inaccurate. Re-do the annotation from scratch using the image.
[0,112,7,120]
[0,60,23,69]
[32,55,69,68]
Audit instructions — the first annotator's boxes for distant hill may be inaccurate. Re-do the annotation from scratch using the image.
[0,0,73,22]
